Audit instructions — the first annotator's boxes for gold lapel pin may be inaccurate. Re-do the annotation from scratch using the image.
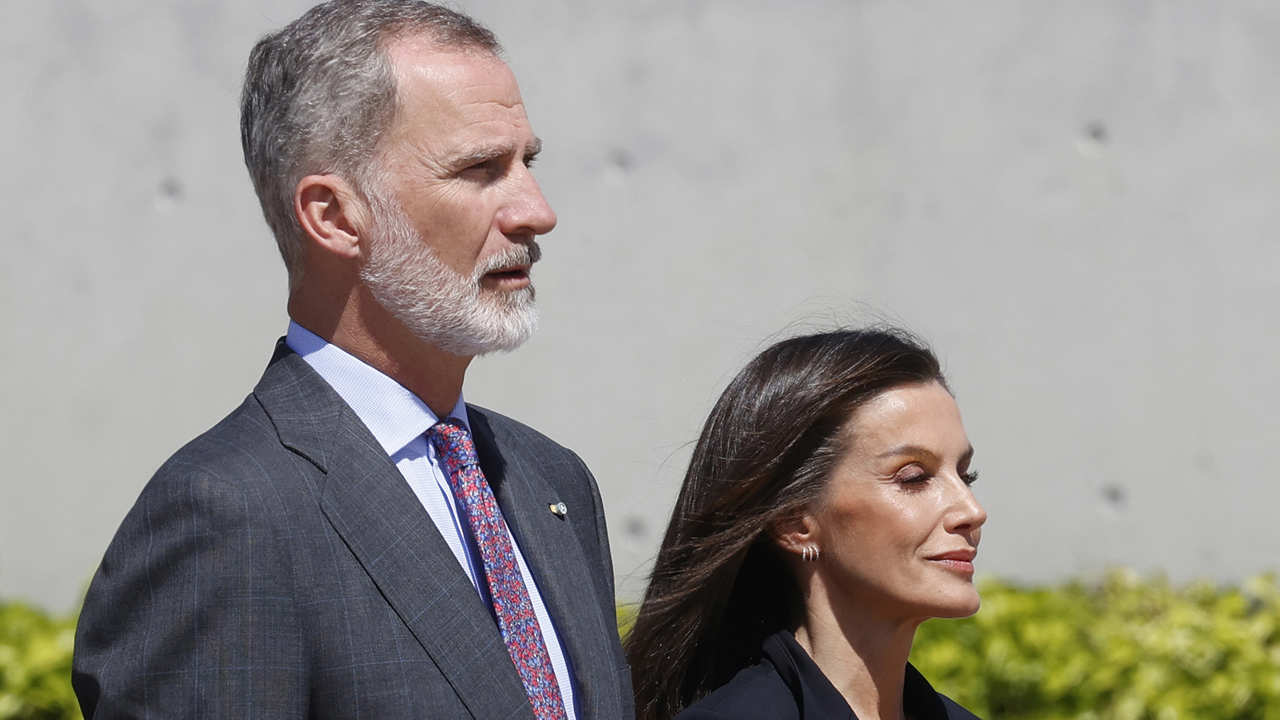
[549,502,568,518]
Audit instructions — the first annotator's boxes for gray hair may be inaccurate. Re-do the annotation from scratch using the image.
[240,0,502,289]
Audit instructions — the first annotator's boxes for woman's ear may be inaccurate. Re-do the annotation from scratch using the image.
[294,174,370,260]
[770,512,820,561]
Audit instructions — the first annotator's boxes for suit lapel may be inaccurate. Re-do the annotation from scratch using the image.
[470,409,622,718]
[254,344,533,720]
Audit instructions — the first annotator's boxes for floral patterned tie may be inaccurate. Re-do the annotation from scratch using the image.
[427,419,568,720]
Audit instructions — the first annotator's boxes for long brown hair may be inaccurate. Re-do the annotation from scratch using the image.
[625,327,945,720]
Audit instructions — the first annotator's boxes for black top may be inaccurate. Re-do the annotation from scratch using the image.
[675,631,980,720]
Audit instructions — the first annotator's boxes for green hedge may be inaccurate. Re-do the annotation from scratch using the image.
[0,603,79,720]
[6,573,1280,719]
[619,572,1280,719]
[911,572,1280,719]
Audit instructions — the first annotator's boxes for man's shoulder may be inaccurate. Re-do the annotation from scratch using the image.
[148,342,344,488]
[466,403,579,459]
[97,390,315,582]
[162,392,275,463]
[465,404,602,504]
[145,389,303,501]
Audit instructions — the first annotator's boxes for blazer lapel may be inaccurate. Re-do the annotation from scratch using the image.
[254,344,533,720]
[470,410,623,718]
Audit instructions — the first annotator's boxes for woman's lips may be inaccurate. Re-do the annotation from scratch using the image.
[931,558,975,574]
[927,549,976,575]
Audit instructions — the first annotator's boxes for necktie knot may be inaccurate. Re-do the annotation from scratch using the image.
[427,418,481,469]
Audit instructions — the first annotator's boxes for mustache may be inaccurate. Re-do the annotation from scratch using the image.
[475,241,542,277]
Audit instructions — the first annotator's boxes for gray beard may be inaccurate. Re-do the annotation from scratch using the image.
[359,193,540,357]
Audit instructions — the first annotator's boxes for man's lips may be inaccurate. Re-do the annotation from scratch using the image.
[483,265,531,282]
[480,241,541,284]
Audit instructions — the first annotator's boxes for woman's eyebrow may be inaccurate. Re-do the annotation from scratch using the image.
[875,444,938,461]
[875,444,975,463]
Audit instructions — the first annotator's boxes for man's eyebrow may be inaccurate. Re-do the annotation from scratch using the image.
[448,138,543,169]
[449,144,513,168]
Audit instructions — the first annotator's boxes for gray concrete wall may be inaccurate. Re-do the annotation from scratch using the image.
[3,0,1277,612]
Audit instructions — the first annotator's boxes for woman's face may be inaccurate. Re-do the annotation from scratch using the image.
[806,380,987,624]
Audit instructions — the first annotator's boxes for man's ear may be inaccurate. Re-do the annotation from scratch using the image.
[770,512,820,561]
[294,174,369,260]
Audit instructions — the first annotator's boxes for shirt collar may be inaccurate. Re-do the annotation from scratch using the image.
[285,320,469,457]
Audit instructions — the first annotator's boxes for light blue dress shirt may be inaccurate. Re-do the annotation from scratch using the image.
[286,321,578,718]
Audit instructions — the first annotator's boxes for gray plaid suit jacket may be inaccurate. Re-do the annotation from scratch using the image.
[73,342,634,719]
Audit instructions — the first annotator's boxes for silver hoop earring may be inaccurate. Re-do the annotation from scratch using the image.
[802,545,821,562]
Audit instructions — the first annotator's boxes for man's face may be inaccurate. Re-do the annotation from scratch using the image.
[359,40,557,357]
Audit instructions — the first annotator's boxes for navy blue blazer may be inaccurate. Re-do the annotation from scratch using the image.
[676,631,979,720]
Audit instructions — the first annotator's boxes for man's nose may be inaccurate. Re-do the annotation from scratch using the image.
[498,169,557,238]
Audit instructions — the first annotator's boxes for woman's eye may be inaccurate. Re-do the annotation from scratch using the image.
[897,472,928,486]
[961,470,980,486]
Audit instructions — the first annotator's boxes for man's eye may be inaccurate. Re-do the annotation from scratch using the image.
[460,162,501,182]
